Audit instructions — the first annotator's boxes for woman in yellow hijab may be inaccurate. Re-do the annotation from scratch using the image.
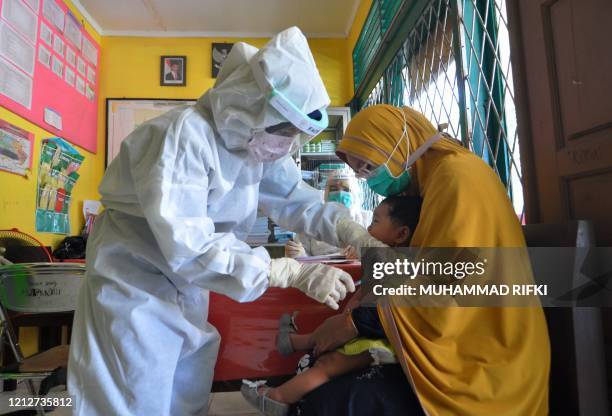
[311,104,550,415]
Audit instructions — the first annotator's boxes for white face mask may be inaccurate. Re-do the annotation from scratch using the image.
[247,130,300,162]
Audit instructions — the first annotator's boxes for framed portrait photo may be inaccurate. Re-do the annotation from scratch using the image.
[212,43,233,78]
[161,56,186,86]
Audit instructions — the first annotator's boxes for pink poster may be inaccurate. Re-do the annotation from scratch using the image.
[0,0,99,153]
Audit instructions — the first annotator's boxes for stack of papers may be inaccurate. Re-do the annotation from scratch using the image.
[295,253,358,264]
[246,217,271,244]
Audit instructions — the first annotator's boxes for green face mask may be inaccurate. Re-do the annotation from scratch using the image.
[362,111,444,197]
[366,164,411,197]
[327,191,353,208]
[365,113,411,197]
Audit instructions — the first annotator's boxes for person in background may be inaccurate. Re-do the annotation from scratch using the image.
[68,27,356,416]
[241,195,422,416]
[285,170,372,258]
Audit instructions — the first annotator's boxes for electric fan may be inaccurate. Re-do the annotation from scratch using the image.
[0,229,53,264]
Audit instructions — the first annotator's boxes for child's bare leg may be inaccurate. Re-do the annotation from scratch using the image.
[289,333,314,351]
[265,351,372,404]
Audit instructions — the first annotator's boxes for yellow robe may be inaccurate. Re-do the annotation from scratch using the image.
[337,105,550,415]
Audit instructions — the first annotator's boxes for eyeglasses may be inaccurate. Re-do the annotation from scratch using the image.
[265,122,301,137]
[352,161,375,179]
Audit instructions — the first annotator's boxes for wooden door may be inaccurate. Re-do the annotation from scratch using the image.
[507,0,612,413]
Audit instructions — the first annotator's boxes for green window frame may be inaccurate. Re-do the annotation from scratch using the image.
[351,0,523,218]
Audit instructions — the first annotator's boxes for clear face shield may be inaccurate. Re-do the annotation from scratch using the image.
[248,113,324,162]
[247,60,329,162]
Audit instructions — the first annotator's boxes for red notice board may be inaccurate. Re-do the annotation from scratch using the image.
[0,0,100,153]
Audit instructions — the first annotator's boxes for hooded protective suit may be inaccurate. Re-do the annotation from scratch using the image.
[288,170,372,256]
[68,27,350,415]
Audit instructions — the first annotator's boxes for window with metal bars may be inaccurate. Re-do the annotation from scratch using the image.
[353,0,524,218]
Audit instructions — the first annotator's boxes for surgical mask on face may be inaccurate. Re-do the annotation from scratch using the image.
[364,113,411,197]
[366,166,411,197]
[363,113,443,197]
[247,129,299,162]
[327,191,353,208]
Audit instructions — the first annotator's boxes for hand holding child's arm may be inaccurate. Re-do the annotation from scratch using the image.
[311,311,358,356]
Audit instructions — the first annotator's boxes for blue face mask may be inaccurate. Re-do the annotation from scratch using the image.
[327,191,353,208]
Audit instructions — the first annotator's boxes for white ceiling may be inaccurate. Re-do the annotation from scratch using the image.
[73,0,361,38]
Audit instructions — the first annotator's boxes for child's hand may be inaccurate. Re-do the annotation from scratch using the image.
[341,245,359,259]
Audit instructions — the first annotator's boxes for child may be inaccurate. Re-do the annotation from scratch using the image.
[242,195,423,415]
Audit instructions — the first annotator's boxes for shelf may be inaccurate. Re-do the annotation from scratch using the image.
[300,152,340,159]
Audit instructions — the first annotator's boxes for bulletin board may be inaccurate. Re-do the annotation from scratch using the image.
[106,98,196,167]
[0,0,100,153]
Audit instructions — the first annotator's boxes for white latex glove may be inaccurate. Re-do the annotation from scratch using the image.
[285,240,306,258]
[336,217,388,249]
[269,258,356,310]
[341,245,359,260]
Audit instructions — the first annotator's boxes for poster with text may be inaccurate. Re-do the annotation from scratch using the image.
[0,119,33,176]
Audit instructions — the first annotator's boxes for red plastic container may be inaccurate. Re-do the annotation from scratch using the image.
[209,262,362,381]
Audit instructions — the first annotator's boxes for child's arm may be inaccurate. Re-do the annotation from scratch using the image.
[343,286,364,312]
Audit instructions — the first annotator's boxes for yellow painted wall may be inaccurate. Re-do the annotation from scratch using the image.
[1,10,371,251]
[0,0,103,357]
[100,36,351,106]
[3,2,372,356]
[1,35,355,253]
[0,1,103,252]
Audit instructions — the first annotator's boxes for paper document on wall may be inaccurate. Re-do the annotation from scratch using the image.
[0,56,32,109]
[42,0,64,31]
[23,0,40,14]
[1,0,38,44]
[0,21,35,75]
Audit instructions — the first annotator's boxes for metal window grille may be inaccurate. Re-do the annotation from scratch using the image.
[359,0,524,218]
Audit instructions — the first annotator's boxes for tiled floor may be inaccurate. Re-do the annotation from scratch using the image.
[1,386,259,416]
[208,392,260,415]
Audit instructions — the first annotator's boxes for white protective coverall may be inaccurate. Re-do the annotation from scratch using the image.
[289,170,372,256]
[68,27,350,415]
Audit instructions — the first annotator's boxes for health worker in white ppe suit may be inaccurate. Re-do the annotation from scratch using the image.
[285,169,372,258]
[68,27,355,416]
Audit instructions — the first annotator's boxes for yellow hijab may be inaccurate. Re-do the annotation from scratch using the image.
[337,105,550,415]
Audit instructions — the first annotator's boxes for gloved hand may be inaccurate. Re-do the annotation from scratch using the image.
[269,258,356,310]
[285,240,306,258]
[336,217,388,249]
[341,245,359,259]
